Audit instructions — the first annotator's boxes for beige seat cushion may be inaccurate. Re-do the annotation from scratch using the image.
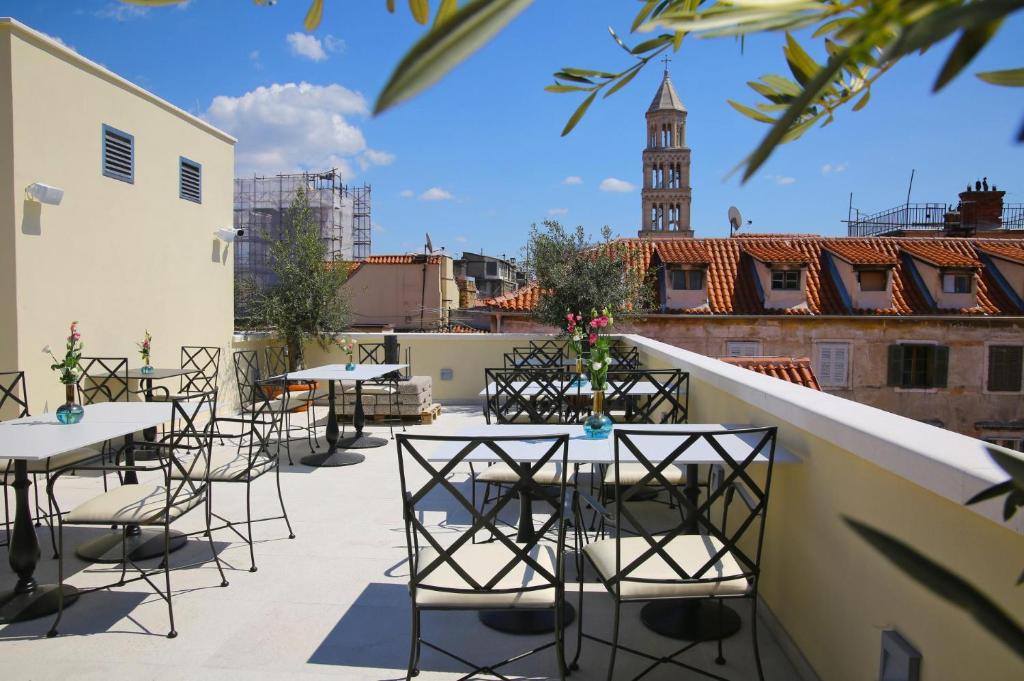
[414,542,558,609]
[2,447,104,481]
[170,447,276,482]
[476,462,574,485]
[603,462,685,486]
[583,535,749,601]
[65,483,204,526]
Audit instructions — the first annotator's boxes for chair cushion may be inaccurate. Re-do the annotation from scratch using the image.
[603,463,685,486]
[476,463,574,485]
[583,535,749,601]
[65,483,204,526]
[414,542,558,609]
[170,447,276,482]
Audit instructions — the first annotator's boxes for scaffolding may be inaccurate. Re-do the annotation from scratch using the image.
[233,170,371,299]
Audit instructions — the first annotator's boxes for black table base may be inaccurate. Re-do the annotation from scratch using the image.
[479,602,576,635]
[75,528,188,563]
[337,434,389,449]
[640,600,742,641]
[0,583,79,624]
[299,451,366,467]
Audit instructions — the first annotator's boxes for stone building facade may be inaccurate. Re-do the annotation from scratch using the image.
[640,68,692,237]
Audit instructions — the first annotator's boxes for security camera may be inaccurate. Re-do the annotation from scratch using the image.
[215,227,243,242]
[25,183,64,206]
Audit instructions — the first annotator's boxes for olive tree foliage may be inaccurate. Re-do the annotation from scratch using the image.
[248,188,350,371]
[524,220,654,329]
[127,0,1022,180]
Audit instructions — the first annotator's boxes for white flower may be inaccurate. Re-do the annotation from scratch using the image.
[591,361,603,371]
[42,345,51,354]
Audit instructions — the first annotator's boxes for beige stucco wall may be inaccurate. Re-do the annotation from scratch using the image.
[752,260,809,311]
[988,255,1024,301]
[344,257,459,330]
[830,256,894,310]
[0,30,16,378]
[911,256,977,309]
[1,21,236,414]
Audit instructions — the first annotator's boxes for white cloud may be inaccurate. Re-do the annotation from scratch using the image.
[821,162,848,175]
[599,177,635,193]
[419,187,453,201]
[203,82,391,177]
[561,176,583,185]
[399,189,415,198]
[358,148,395,170]
[96,3,148,21]
[454,236,468,243]
[42,32,76,53]
[767,175,797,186]
[324,35,346,54]
[249,50,262,71]
[287,32,327,62]
[548,208,569,216]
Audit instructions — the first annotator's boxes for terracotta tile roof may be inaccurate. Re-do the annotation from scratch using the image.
[978,242,1024,264]
[655,240,711,264]
[900,242,981,269]
[478,236,1024,316]
[824,241,898,266]
[365,255,444,265]
[720,356,821,390]
[741,242,810,265]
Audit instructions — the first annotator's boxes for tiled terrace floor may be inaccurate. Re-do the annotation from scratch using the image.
[1,406,808,680]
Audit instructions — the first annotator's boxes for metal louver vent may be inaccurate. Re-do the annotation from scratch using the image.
[102,125,134,183]
[179,157,201,203]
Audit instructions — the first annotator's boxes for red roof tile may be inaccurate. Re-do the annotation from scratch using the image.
[978,242,1024,265]
[655,240,711,264]
[365,255,444,265]
[900,242,981,269]
[824,242,898,266]
[742,242,810,265]
[720,356,822,390]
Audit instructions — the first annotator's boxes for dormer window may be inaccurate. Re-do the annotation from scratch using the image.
[942,272,972,294]
[771,270,800,291]
[671,269,704,290]
[858,270,887,292]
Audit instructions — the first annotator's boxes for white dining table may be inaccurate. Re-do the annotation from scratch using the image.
[479,380,663,398]
[284,363,406,467]
[0,401,202,623]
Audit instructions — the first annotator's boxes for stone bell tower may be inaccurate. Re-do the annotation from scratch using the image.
[639,62,692,238]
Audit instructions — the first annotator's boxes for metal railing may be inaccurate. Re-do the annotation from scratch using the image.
[846,202,1024,237]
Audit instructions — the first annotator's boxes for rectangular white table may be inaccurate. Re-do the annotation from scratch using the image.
[480,380,662,398]
[0,401,200,624]
[126,366,197,441]
[284,364,406,467]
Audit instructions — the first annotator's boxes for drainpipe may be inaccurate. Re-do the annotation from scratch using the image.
[420,256,428,330]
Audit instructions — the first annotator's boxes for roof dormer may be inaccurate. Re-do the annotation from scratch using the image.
[901,242,981,310]
[823,242,898,311]
[977,243,1024,310]
[654,241,710,311]
[742,242,809,311]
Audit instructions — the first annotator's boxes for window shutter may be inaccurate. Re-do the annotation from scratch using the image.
[179,158,201,203]
[833,344,849,386]
[988,346,1023,392]
[819,346,833,384]
[930,346,949,388]
[887,345,903,386]
[102,125,134,183]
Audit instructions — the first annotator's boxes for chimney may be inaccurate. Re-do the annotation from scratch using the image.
[456,276,478,308]
[957,186,1005,232]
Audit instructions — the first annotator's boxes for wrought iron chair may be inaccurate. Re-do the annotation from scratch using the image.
[483,366,583,425]
[47,391,229,638]
[233,350,309,465]
[396,432,572,680]
[172,376,295,573]
[151,346,226,442]
[572,427,779,680]
[602,368,689,425]
[263,344,324,450]
[608,343,642,370]
[336,341,406,441]
[504,343,566,369]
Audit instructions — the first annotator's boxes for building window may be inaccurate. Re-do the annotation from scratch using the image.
[942,272,972,294]
[726,340,762,357]
[771,269,800,291]
[987,345,1023,392]
[858,270,887,292]
[816,342,850,388]
[670,269,704,291]
[983,437,1024,452]
[179,157,202,203]
[887,344,949,389]
[101,124,134,184]
[485,261,498,276]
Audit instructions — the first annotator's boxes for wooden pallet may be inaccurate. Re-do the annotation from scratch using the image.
[366,403,442,425]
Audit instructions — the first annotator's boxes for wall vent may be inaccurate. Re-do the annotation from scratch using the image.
[179,157,202,203]
[102,125,134,183]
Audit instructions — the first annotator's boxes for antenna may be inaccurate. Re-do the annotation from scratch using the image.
[425,232,433,254]
[728,206,743,237]
[905,169,915,206]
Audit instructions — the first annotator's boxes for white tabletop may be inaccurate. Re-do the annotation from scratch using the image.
[424,424,798,465]
[480,380,660,397]
[0,401,204,462]
[284,363,406,382]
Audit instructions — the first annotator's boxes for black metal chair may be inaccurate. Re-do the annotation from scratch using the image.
[48,391,229,638]
[339,342,406,441]
[77,357,141,405]
[396,432,572,680]
[173,376,295,573]
[602,368,689,425]
[608,343,642,370]
[504,343,566,369]
[483,366,583,425]
[233,350,312,464]
[264,344,325,449]
[573,427,779,681]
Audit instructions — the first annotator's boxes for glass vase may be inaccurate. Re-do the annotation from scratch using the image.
[583,390,613,439]
[345,361,356,371]
[56,383,84,425]
[140,362,154,375]
[572,357,588,388]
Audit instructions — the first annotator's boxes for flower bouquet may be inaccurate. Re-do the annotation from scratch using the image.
[45,321,84,424]
[138,329,153,374]
[565,311,587,386]
[584,308,614,439]
[339,336,357,370]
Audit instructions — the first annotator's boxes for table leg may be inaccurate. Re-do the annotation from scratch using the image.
[0,460,79,623]
[142,378,157,442]
[337,380,388,450]
[301,379,364,467]
[479,464,576,635]
[75,432,186,563]
[640,463,742,641]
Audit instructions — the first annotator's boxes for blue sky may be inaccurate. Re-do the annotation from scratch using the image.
[3,1,1022,259]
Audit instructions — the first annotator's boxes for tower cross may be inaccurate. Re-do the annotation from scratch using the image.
[661,54,671,74]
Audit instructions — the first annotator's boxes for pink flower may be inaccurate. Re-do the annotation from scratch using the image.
[588,333,598,345]
[566,313,574,322]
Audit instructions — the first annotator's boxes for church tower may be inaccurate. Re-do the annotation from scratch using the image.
[639,64,692,238]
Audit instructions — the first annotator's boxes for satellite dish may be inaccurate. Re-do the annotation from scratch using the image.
[425,232,434,253]
[728,206,742,229]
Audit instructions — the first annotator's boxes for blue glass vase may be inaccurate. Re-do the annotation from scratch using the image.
[584,390,613,439]
[140,363,154,374]
[345,362,356,371]
[56,384,84,425]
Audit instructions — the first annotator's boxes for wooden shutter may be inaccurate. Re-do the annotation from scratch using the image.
[887,345,903,386]
[929,346,949,388]
[817,343,849,387]
[988,346,1023,392]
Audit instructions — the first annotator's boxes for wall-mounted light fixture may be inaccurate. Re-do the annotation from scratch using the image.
[25,183,64,205]
[214,227,244,242]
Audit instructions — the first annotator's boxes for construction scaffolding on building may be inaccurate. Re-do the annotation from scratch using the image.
[233,169,371,299]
